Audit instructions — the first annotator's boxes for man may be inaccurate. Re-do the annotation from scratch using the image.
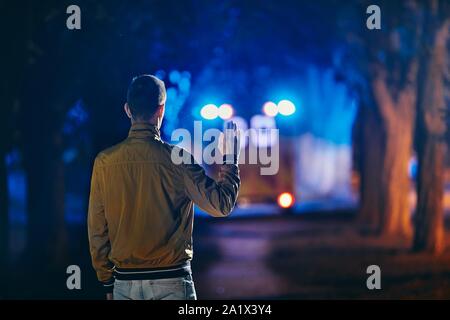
[88,74,240,300]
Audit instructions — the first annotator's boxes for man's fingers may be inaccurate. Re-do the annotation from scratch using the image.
[226,121,237,132]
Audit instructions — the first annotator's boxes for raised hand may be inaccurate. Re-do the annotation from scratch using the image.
[219,121,240,164]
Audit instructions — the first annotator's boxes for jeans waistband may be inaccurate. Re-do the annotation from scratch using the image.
[113,261,191,281]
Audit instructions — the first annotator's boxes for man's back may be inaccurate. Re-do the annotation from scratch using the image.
[91,123,194,269]
[88,122,240,291]
[88,74,240,300]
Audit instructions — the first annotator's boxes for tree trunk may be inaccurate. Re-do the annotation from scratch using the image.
[355,103,385,233]
[414,138,445,253]
[367,62,418,237]
[380,120,414,237]
[356,101,414,237]
[413,19,449,254]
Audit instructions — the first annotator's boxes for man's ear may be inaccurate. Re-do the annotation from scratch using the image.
[154,104,165,129]
[159,104,165,118]
[124,103,132,119]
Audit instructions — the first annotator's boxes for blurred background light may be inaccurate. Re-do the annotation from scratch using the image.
[218,104,234,120]
[409,156,418,179]
[178,77,191,92]
[181,71,191,79]
[166,87,178,100]
[277,192,294,208]
[263,101,278,117]
[277,99,296,116]
[169,70,181,84]
[250,115,278,147]
[200,103,219,120]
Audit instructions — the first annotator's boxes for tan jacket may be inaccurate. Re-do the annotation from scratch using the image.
[88,122,240,283]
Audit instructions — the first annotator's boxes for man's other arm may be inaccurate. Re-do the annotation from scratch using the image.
[87,157,114,294]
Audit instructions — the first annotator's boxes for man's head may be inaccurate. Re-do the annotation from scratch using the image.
[124,74,166,127]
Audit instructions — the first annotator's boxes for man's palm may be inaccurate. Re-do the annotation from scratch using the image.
[219,121,240,158]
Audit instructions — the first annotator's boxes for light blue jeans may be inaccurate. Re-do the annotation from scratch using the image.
[113,274,197,300]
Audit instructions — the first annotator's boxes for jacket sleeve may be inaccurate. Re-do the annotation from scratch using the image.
[87,157,114,292]
[181,153,240,217]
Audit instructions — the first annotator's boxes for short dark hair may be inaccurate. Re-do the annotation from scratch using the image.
[126,74,166,120]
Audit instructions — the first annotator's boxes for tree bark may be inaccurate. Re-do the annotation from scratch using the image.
[380,119,414,237]
[356,96,415,237]
[413,19,449,254]
[354,103,385,233]
[367,63,418,237]
[414,138,445,253]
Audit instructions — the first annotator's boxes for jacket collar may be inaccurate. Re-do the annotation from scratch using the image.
[128,122,161,140]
